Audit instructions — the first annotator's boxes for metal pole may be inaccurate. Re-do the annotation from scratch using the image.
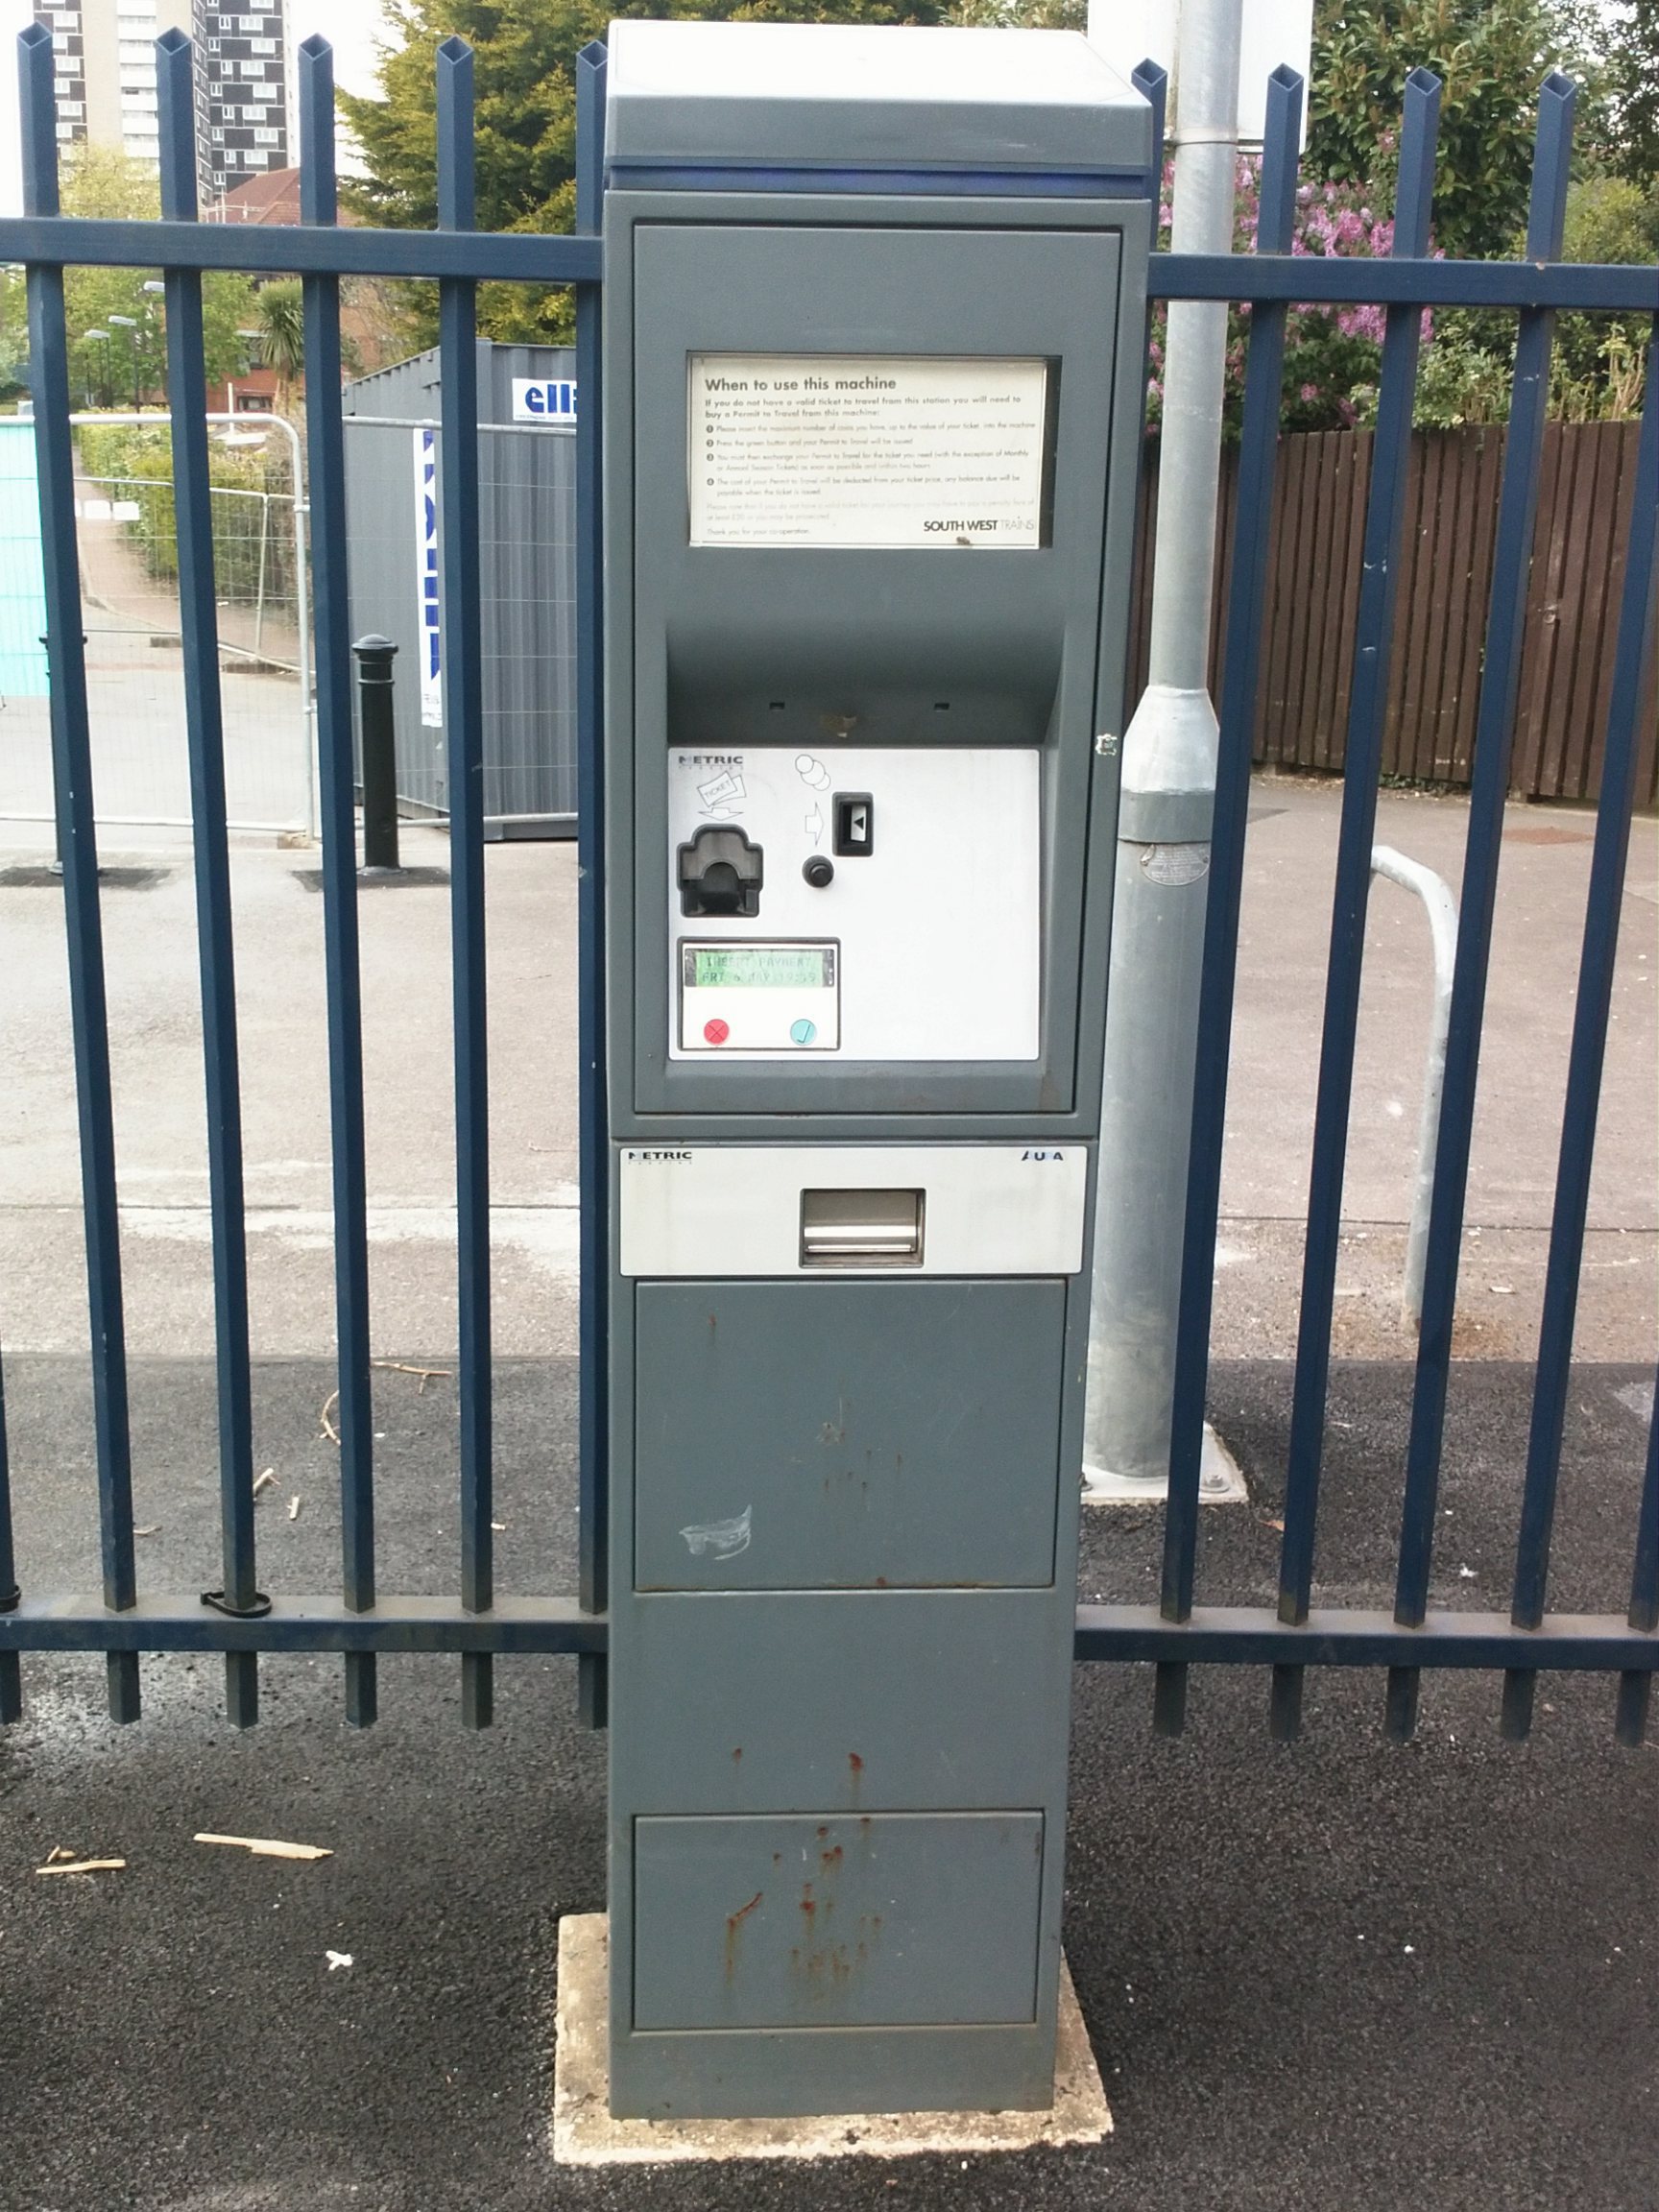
[253,488,270,661]
[1083,0,1245,1495]
[1369,846,1459,1324]
[352,635,400,871]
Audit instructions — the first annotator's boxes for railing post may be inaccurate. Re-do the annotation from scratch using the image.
[352,635,400,872]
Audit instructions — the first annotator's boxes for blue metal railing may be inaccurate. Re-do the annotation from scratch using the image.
[299,35,378,1730]
[0,30,1653,1743]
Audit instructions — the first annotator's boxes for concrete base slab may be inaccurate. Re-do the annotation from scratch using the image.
[1082,1419,1249,1505]
[552,1913,1112,2167]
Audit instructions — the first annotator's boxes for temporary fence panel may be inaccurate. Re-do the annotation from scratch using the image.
[0,31,1653,1745]
[0,412,311,833]
[0,419,49,699]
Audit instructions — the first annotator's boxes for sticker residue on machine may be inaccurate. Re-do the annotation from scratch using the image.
[680,1504,753,1559]
[687,355,1049,550]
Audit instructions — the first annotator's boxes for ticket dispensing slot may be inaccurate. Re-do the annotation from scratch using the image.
[800,1187,924,1266]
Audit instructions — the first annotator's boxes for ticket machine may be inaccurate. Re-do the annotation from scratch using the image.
[601,19,1153,2119]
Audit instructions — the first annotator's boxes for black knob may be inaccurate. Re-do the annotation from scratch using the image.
[803,855,835,889]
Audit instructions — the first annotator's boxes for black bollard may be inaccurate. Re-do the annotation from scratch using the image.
[352,635,400,872]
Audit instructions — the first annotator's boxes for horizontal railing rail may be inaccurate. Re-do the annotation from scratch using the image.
[3,30,1653,1748]
[3,1602,1655,1673]
[0,214,601,283]
[2,222,1647,315]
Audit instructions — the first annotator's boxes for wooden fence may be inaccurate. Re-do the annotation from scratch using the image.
[1127,421,1659,806]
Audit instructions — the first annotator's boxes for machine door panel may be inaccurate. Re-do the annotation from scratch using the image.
[633,1277,1065,1591]
[632,1812,1044,2030]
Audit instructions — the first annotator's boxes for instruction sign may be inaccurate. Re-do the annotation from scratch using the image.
[687,354,1049,550]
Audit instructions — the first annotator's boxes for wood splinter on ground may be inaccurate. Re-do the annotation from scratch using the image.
[194,1833,333,1861]
[288,1495,302,1522]
[320,1389,340,1444]
[36,1855,127,1875]
[372,1359,454,1396]
[252,1468,276,1497]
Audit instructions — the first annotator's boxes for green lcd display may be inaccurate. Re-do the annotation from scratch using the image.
[685,944,834,990]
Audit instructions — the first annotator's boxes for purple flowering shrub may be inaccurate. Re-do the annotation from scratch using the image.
[1146,154,1433,437]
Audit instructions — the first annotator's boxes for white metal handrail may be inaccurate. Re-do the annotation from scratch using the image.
[1370,844,1460,1323]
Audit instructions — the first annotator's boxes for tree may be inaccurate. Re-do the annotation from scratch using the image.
[52,149,255,405]
[946,0,1084,25]
[1604,0,1659,188]
[253,278,306,412]
[340,0,950,349]
[1307,0,1593,257]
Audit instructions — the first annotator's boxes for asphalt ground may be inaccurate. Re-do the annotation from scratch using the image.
[3,1354,1654,2212]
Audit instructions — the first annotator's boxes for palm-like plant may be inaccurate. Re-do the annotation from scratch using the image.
[253,277,305,412]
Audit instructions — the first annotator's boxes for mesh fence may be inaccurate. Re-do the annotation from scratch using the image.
[0,428,311,834]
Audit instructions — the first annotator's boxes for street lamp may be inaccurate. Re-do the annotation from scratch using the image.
[82,327,112,409]
[140,281,165,406]
[108,314,141,411]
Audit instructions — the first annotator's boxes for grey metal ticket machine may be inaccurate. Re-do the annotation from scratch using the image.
[601,19,1152,2120]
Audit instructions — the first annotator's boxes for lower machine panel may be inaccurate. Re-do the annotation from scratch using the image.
[634,1277,1067,1592]
[633,1811,1045,2030]
[608,1167,1094,2119]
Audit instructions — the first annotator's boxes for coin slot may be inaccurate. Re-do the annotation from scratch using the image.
[832,792,874,857]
